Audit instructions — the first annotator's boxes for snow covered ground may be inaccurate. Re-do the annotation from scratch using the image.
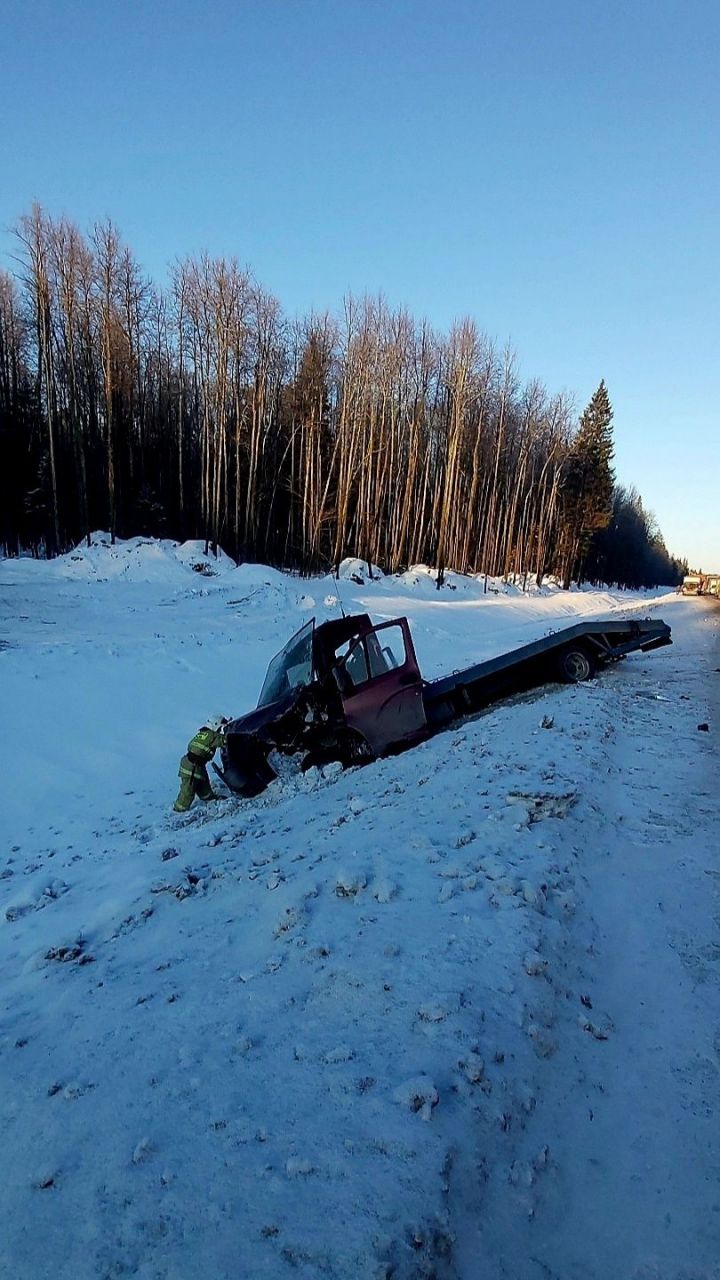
[1,536,718,1280]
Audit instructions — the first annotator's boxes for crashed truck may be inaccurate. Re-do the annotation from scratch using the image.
[218,611,672,797]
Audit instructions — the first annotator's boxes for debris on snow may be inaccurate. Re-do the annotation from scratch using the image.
[523,950,549,976]
[372,876,397,903]
[132,1137,154,1165]
[517,879,546,910]
[324,1045,355,1064]
[579,1015,614,1041]
[274,906,301,936]
[44,940,94,965]
[527,1023,558,1059]
[506,791,577,822]
[417,1003,448,1023]
[393,1076,439,1120]
[458,1053,486,1084]
[334,868,368,897]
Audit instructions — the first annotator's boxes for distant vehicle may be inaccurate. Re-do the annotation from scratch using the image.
[219,612,672,796]
[682,574,720,596]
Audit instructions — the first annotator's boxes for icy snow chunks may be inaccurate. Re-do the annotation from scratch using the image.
[523,950,549,976]
[334,867,368,898]
[5,877,69,921]
[416,1003,449,1024]
[372,875,397,903]
[578,1012,614,1041]
[44,937,94,965]
[274,904,303,937]
[333,861,397,901]
[457,1052,486,1084]
[505,790,577,824]
[393,1075,439,1121]
[131,1136,154,1165]
[285,1157,315,1178]
[151,864,212,900]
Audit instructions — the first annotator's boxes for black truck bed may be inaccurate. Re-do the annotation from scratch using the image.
[423,617,672,726]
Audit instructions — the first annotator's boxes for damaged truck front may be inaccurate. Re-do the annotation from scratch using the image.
[220,611,672,797]
[220,614,427,796]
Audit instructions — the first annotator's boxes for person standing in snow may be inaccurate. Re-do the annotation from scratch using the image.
[174,715,228,812]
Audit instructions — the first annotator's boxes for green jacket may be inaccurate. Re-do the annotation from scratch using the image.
[186,726,224,763]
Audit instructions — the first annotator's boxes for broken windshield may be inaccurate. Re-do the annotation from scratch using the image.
[257,620,315,708]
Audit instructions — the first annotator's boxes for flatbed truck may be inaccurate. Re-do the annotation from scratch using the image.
[220,612,671,796]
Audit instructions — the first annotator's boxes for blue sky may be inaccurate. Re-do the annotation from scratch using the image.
[2,0,718,569]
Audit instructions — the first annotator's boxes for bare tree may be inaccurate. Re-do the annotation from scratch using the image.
[2,202,678,589]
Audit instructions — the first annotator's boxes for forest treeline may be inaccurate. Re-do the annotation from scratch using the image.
[0,205,685,588]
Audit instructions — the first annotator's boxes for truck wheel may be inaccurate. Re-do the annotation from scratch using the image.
[558,646,595,683]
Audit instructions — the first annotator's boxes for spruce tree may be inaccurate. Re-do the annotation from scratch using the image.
[558,373,614,586]
[559,380,615,588]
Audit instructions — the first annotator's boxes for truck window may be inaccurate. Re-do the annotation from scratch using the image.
[258,619,314,707]
[345,641,369,686]
[334,637,369,687]
[367,625,405,677]
[335,624,409,690]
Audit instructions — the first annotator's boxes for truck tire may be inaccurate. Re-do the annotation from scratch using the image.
[557,645,595,683]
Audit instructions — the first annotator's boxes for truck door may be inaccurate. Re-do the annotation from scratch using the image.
[336,619,427,755]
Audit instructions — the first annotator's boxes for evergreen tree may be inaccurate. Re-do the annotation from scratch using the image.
[559,380,615,588]
[584,485,684,588]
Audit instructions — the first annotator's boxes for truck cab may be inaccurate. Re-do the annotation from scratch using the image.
[221,614,426,795]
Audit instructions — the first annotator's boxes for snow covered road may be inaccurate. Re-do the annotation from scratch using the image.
[1,540,717,1279]
[454,596,720,1279]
